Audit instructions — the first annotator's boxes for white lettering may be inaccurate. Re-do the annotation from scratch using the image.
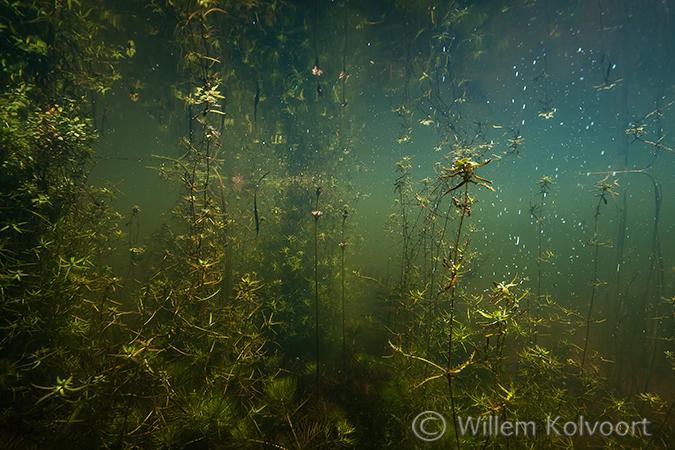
[632,418,651,436]
[457,416,482,436]
[563,421,578,436]
[547,416,561,436]
[515,421,536,436]
[599,421,613,436]
[500,421,513,436]
[615,421,629,436]
[582,416,598,435]
[455,415,649,438]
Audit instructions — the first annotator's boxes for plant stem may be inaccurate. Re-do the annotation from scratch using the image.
[340,208,348,371]
[535,200,543,344]
[315,216,319,389]
[213,167,231,300]
[312,188,323,392]
[581,196,604,375]
[341,243,345,368]
[445,182,469,450]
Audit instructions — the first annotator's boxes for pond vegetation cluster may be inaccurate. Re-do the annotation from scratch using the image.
[1,0,675,448]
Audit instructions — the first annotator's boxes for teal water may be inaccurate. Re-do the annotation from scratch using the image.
[2,0,674,448]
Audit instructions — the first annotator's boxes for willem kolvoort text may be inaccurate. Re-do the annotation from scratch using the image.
[456,415,651,437]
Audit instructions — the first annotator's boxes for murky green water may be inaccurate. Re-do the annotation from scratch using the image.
[1,0,674,448]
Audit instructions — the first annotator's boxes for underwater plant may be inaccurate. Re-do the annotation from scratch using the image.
[392,156,415,349]
[530,175,555,342]
[388,154,495,449]
[312,186,324,392]
[340,207,349,370]
[438,157,494,448]
[581,177,618,375]
[2,0,675,447]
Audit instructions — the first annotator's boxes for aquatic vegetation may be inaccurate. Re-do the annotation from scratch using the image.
[253,171,270,238]
[2,0,675,448]
[581,177,618,375]
[530,175,555,341]
[312,186,323,391]
[340,207,349,370]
